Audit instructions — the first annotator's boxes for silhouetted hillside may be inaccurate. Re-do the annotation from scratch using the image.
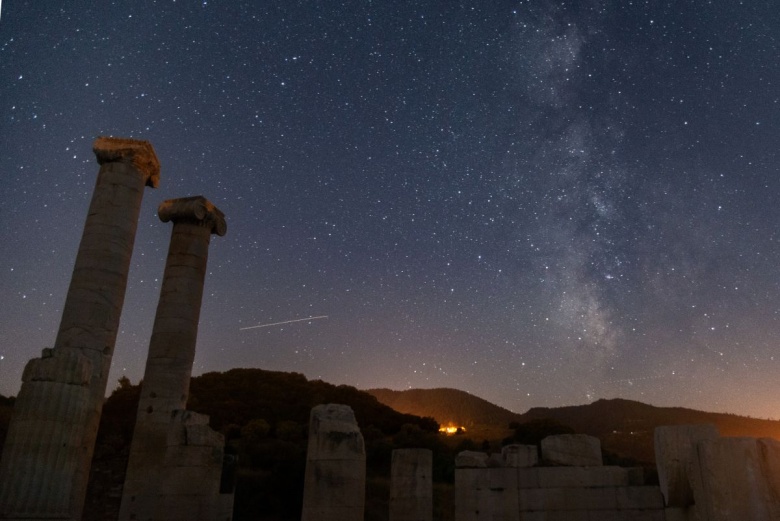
[186,368,440,435]
[366,389,780,466]
[81,368,447,521]
[519,398,780,463]
[366,387,521,428]
[6,374,780,521]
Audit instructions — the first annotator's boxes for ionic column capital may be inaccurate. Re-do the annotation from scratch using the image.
[93,136,160,188]
[158,196,227,236]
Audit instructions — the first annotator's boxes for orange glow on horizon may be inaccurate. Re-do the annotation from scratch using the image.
[439,424,466,435]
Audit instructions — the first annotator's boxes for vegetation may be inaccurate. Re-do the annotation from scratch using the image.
[366,387,519,440]
[82,368,456,521]
[3,374,780,520]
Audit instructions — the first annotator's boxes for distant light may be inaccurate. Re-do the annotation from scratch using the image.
[439,424,466,435]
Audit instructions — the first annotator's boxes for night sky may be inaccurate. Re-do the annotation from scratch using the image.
[1,1,779,419]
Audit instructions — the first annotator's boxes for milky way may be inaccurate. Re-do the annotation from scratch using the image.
[1,1,778,418]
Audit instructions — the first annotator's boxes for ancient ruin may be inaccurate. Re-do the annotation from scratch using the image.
[119,196,229,521]
[390,448,433,521]
[654,424,719,508]
[540,433,602,466]
[301,403,366,521]
[655,425,780,520]
[0,137,159,521]
[455,434,662,521]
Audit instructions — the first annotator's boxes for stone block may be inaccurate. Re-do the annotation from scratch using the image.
[301,404,365,521]
[614,486,664,509]
[454,469,490,521]
[692,437,780,521]
[183,423,225,448]
[303,463,365,506]
[488,468,520,521]
[536,466,630,488]
[627,466,645,486]
[654,424,718,507]
[488,452,504,467]
[664,507,698,521]
[21,349,92,385]
[522,512,665,521]
[519,512,590,521]
[455,468,519,521]
[455,450,489,468]
[390,448,432,521]
[164,445,222,465]
[541,434,602,466]
[502,444,538,467]
[518,487,617,511]
[586,511,665,521]
[158,466,222,495]
[306,404,365,461]
[517,468,540,489]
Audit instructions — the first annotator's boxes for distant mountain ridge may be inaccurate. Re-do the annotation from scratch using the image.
[366,387,521,428]
[366,388,780,464]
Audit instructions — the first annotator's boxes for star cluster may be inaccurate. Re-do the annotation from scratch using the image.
[1,0,779,418]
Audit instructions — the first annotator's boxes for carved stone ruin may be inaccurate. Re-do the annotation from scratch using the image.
[301,403,366,521]
[655,424,780,521]
[390,448,433,521]
[541,433,603,466]
[455,434,661,521]
[501,444,538,468]
[654,424,719,509]
[151,410,233,521]
[0,137,159,521]
[119,196,229,521]
[450,426,780,521]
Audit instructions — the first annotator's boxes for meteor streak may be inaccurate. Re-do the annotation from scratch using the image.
[240,315,329,330]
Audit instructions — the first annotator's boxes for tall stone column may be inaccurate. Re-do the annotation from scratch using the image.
[119,196,226,521]
[0,137,158,521]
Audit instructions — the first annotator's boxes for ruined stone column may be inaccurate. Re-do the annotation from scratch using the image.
[390,449,433,521]
[119,196,226,521]
[0,137,158,521]
[301,404,366,521]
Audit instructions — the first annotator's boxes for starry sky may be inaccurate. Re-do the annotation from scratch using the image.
[1,1,779,419]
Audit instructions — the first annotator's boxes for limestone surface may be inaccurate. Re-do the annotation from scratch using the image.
[119,196,228,521]
[654,424,718,507]
[541,434,602,466]
[0,137,157,520]
[390,448,433,521]
[151,410,229,521]
[301,404,366,521]
[455,450,489,468]
[92,135,160,186]
[692,437,780,521]
[501,444,538,467]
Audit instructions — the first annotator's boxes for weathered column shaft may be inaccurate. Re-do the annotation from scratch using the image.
[0,137,158,521]
[119,196,226,521]
[390,449,433,521]
[301,404,366,521]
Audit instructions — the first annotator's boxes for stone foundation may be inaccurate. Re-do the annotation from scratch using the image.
[455,434,662,521]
